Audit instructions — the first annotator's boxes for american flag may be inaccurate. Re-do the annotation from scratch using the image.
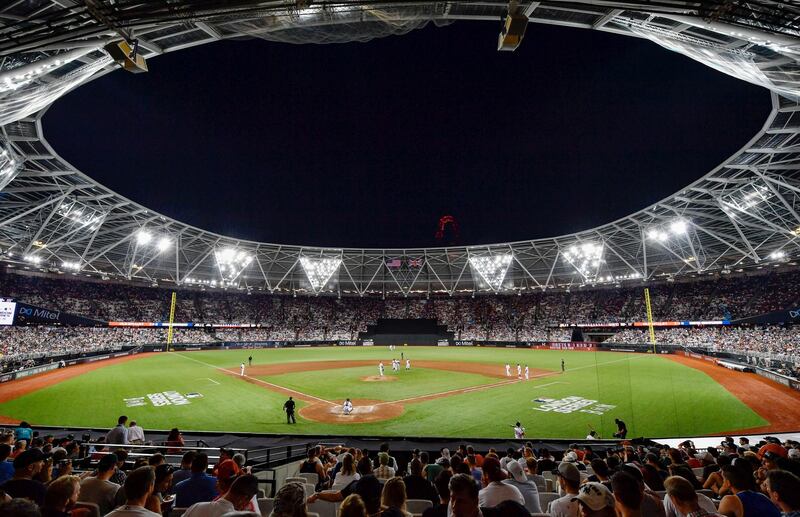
[386,258,402,268]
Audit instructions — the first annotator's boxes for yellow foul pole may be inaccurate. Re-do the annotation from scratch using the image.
[167,291,177,351]
[644,287,656,353]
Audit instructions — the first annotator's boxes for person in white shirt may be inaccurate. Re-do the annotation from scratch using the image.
[183,474,259,517]
[524,365,529,380]
[106,466,161,517]
[513,422,525,439]
[586,430,598,440]
[505,364,511,376]
[331,453,360,491]
[128,421,145,445]
[478,457,524,508]
[547,462,582,517]
[378,362,384,376]
[516,364,522,378]
[342,399,353,415]
[239,363,245,376]
[405,359,411,370]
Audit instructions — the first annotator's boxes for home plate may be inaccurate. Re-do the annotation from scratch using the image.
[299,398,404,424]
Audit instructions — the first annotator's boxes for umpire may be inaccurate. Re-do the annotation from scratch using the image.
[284,396,296,424]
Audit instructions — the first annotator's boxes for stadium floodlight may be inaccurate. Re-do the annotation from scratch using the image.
[215,247,253,282]
[57,199,104,231]
[157,236,171,252]
[769,250,787,261]
[300,256,341,293]
[468,254,513,291]
[721,183,773,211]
[24,255,42,265]
[136,230,152,245]
[61,261,80,271]
[561,242,604,280]
[670,219,688,234]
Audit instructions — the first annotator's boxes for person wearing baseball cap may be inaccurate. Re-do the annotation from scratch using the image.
[503,460,541,513]
[548,462,581,517]
[571,481,616,517]
[478,456,523,508]
[1,448,47,506]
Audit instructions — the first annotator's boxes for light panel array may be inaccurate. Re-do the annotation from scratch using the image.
[468,254,513,291]
[300,256,341,293]
[562,242,604,281]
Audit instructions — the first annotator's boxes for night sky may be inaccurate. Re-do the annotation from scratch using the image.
[45,22,768,248]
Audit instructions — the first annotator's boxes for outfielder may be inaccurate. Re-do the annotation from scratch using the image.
[505,363,511,377]
[516,363,522,379]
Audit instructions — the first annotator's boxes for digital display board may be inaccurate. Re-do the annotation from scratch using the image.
[0,301,16,326]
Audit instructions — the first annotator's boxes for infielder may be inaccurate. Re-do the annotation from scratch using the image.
[516,363,522,379]
[524,365,529,380]
[405,359,411,370]
[343,398,353,415]
[505,363,511,377]
[378,362,385,376]
[240,362,245,376]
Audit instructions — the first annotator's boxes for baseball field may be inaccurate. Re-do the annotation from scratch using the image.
[1,346,799,439]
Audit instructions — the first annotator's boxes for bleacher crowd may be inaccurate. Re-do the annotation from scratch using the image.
[1,418,800,517]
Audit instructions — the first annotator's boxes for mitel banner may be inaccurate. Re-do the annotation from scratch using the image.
[13,302,104,327]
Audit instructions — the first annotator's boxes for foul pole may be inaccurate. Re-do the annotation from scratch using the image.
[644,287,656,353]
[167,291,177,351]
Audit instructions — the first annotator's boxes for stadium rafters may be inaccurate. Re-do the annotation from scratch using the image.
[2,1,800,297]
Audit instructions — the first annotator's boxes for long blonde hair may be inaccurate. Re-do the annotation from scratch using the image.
[341,453,355,476]
[381,477,408,514]
[338,494,368,517]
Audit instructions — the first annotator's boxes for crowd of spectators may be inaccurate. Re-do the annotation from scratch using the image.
[6,418,800,517]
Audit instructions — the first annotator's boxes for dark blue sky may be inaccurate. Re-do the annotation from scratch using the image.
[45,21,768,248]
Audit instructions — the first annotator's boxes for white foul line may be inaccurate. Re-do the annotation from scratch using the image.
[172,352,332,405]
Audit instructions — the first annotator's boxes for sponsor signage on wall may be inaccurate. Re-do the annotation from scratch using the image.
[0,301,16,326]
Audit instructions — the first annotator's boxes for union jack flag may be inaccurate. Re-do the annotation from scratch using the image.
[408,258,424,268]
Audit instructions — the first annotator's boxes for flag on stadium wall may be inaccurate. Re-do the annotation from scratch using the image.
[408,258,424,268]
[386,258,402,268]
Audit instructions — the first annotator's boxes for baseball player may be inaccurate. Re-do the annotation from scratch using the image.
[516,363,522,379]
[240,362,245,376]
[512,421,525,439]
[524,365,530,380]
[505,363,511,377]
[378,362,385,376]
[405,359,411,370]
[343,398,353,415]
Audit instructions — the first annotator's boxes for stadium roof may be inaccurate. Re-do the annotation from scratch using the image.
[1,1,800,296]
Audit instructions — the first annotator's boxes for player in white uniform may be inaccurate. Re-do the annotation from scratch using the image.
[516,363,522,379]
[405,359,411,370]
[240,363,245,376]
[524,365,529,380]
[513,421,525,439]
[505,363,511,377]
[378,362,385,376]
[343,398,353,415]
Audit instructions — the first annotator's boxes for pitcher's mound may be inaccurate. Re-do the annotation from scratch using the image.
[361,375,397,382]
[299,399,404,423]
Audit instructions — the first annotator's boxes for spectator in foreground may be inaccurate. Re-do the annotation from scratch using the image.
[0,444,15,485]
[105,416,128,447]
[42,475,82,517]
[127,422,145,445]
[718,465,781,517]
[663,475,721,517]
[339,493,368,517]
[448,473,480,517]
[171,451,197,490]
[0,498,42,517]
[548,462,581,517]
[380,477,410,517]
[107,466,160,517]
[308,458,382,516]
[765,469,800,516]
[570,481,616,517]
[375,453,395,481]
[402,459,437,505]
[422,471,451,517]
[611,471,644,517]
[477,457,523,508]
[503,460,540,513]
[184,474,259,517]
[1,449,47,506]
[79,453,120,515]
[174,453,218,508]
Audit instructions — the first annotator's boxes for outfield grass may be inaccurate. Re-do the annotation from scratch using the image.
[0,347,767,439]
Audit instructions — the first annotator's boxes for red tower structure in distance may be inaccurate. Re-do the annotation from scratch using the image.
[435,215,460,246]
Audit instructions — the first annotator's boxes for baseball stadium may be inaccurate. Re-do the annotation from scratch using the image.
[1,2,800,516]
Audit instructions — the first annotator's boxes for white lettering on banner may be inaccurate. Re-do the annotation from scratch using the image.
[532,396,616,415]
[128,391,199,408]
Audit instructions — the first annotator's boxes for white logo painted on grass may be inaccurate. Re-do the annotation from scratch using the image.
[532,396,616,415]
[124,391,198,408]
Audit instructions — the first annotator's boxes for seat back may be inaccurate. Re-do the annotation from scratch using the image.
[407,499,433,516]
[169,509,188,517]
[303,482,316,497]
[74,502,100,517]
[692,467,704,479]
[285,476,306,484]
[307,499,340,517]
[257,497,275,516]
[298,472,319,486]
[538,491,560,509]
